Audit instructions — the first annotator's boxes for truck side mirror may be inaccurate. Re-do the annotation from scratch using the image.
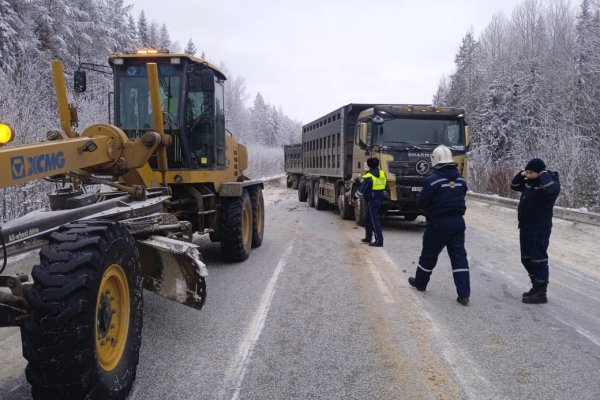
[465,124,471,151]
[74,70,87,93]
[200,69,215,92]
[358,122,368,149]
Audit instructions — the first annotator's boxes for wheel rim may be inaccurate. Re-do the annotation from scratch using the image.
[96,264,130,372]
[243,200,252,246]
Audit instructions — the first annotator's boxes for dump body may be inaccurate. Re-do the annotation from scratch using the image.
[288,103,469,222]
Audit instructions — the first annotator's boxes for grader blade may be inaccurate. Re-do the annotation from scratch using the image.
[136,236,208,310]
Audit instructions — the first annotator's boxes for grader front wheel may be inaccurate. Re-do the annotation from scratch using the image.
[21,220,143,400]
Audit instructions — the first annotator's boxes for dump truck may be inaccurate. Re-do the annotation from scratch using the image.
[286,103,469,223]
[0,50,264,399]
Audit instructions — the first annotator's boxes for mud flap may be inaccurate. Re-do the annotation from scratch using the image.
[136,236,208,310]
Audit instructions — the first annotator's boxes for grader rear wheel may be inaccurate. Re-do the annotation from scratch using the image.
[220,190,253,261]
[249,187,265,248]
[21,220,143,400]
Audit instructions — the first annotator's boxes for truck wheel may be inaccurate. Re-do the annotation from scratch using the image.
[21,220,143,400]
[286,175,293,188]
[249,187,265,248]
[220,190,253,261]
[314,181,326,210]
[354,198,367,226]
[338,193,354,220]
[291,175,299,190]
[307,181,315,207]
[298,179,308,202]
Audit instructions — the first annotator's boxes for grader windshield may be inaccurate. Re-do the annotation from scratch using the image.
[116,64,182,131]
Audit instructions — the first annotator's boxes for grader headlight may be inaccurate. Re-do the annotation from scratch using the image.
[0,123,14,146]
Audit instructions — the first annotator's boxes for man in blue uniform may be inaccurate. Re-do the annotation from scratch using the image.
[408,145,470,305]
[511,158,560,304]
[355,157,386,247]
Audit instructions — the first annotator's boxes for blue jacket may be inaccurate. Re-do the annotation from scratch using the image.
[357,168,385,201]
[418,165,467,220]
[511,171,560,229]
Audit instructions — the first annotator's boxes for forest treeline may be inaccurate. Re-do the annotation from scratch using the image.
[436,0,600,210]
[0,0,297,220]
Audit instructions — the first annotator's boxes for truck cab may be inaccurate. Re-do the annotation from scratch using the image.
[353,105,469,220]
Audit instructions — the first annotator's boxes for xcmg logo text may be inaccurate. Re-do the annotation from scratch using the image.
[10,152,65,180]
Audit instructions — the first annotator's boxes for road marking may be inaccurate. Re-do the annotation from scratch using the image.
[365,257,395,303]
[554,316,600,348]
[221,240,295,400]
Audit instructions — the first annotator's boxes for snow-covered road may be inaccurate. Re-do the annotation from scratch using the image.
[0,178,598,399]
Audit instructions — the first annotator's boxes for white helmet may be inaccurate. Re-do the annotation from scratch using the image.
[431,145,455,167]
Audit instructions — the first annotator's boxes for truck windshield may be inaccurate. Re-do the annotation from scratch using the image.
[373,119,465,148]
[116,64,182,132]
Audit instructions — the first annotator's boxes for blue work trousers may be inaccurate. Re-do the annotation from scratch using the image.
[414,216,470,298]
[364,197,383,245]
[519,228,551,282]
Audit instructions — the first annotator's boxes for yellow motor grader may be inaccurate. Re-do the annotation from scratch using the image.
[0,51,264,399]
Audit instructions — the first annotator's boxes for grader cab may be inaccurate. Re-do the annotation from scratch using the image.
[0,51,264,399]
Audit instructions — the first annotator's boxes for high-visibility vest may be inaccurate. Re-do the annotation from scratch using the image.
[362,170,387,191]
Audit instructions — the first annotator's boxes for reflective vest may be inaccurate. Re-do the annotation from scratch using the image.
[362,170,387,191]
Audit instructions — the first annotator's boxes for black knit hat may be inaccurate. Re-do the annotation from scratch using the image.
[524,158,546,173]
[367,158,380,168]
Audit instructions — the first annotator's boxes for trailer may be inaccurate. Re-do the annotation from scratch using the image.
[286,104,469,224]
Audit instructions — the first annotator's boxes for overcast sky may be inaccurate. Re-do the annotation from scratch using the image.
[133,0,526,123]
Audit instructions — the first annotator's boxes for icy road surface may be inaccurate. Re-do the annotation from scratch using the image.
[1,178,599,399]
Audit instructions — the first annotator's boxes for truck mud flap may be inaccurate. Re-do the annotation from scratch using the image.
[136,236,208,310]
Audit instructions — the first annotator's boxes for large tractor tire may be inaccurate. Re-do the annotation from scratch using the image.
[354,198,367,227]
[338,193,354,220]
[21,220,143,400]
[286,175,293,188]
[298,178,308,202]
[314,181,326,210]
[249,187,265,248]
[220,190,253,261]
[291,175,299,190]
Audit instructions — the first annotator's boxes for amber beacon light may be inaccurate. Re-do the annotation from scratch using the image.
[0,123,14,145]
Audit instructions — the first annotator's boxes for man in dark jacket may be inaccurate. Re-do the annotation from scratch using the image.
[355,157,386,247]
[408,145,470,306]
[511,158,560,304]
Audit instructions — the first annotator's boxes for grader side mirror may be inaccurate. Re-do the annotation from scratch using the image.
[74,70,87,93]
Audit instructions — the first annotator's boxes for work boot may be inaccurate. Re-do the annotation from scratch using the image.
[522,274,536,297]
[456,296,469,306]
[368,242,383,247]
[361,238,372,244]
[408,277,426,292]
[522,281,548,304]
